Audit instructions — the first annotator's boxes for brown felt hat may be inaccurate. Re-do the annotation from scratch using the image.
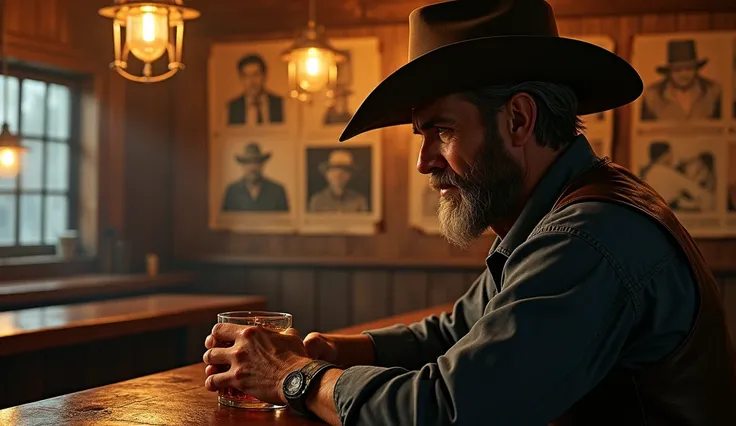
[339,0,643,142]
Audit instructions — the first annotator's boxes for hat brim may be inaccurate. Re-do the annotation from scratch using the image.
[655,58,708,74]
[236,153,271,163]
[339,35,643,142]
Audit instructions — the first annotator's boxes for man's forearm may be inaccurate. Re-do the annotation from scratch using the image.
[306,369,344,426]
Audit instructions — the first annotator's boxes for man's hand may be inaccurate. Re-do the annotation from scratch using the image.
[303,332,377,367]
[203,324,311,405]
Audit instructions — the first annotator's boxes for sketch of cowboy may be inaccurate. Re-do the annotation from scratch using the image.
[641,39,722,121]
[221,142,289,212]
[308,149,368,213]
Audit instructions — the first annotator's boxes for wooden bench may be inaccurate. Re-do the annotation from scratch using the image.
[0,293,267,409]
[0,303,451,424]
[0,272,198,311]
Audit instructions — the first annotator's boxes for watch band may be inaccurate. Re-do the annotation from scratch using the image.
[285,360,337,416]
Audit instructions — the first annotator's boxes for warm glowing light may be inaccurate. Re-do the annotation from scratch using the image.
[126,5,169,63]
[0,147,20,178]
[291,47,336,93]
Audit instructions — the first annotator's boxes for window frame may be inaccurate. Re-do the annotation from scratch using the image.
[0,65,83,258]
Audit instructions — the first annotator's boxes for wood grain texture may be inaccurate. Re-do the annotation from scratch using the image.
[0,294,266,356]
[0,272,197,310]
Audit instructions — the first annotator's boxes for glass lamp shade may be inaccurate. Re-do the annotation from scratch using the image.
[289,46,337,93]
[0,146,21,178]
[126,5,170,63]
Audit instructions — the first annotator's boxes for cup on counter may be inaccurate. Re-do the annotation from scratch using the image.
[57,230,79,259]
[215,311,293,409]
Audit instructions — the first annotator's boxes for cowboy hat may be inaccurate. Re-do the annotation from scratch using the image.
[236,142,271,164]
[655,39,708,74]
[339,0,643,142]
[319,149,359,174]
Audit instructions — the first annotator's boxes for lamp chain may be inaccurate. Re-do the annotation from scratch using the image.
[309,0,316,25]
[1,0,8,125]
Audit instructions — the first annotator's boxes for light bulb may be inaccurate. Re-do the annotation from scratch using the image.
[0,147,19,178]
[126,5,169,63]
[293,47,336,93]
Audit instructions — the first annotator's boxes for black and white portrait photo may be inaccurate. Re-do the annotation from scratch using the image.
[637,139,718,213]
[302,37,381,137]
[305,147,372,213]
[209,135,297,233]
[209,40,295,135]
[633,34,731,126]
[221,142,289,212]
[227,54,285,126]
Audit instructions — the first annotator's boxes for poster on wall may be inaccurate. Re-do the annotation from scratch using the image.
[298,140,382,235]
[631,32,732,137]
[408,136,441,235]
[301,37,382,140]
[630,31,736,238]
[209,134,298,233]
[571,35,616,158]
[208,39,298,137]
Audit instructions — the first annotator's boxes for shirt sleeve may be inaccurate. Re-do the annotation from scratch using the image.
[363,270,496,370]
[334,228,637,426]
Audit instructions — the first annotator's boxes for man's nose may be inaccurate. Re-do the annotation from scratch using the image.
[416,141,447,175]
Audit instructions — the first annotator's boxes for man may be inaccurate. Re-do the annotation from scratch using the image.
[641,39,722,121]
[323,88,354,125]
[221,142,289,212]
[203,1,736,425]
[308,149,368,213]
[227,54,284,126]
[640,142,714,212]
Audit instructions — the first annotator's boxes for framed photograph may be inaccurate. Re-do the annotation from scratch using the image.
[301,37,381,139]
[299,140,382,234]
[209,134,298,233]
[209,39,297,137]
[408,136,441,234]
[631,136,730,237]
[631,32,733,136]
[571,35,616,157]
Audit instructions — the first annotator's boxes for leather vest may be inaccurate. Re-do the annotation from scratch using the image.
[550,158,736,426]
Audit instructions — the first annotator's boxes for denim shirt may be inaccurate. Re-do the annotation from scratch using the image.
[333,136,696,426]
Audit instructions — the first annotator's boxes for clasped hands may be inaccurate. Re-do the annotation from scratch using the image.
[202,324,341,406]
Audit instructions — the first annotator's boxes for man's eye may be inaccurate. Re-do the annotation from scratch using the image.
[436,127,452,140]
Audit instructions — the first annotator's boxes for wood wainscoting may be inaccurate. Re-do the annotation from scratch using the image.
[180,259,736,347]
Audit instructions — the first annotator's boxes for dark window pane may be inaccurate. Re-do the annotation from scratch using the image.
[20,139,43,190]
[0,194,16,246]
[19,194,42,245]
[47,84,71,140]
[0,75,20,134]
[21,79,47,137]
[46,142,69,191]
[44,195,68,245]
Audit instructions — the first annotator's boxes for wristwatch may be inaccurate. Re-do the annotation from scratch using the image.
[283,359,338,416]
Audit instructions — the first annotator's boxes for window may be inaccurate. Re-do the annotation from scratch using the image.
[0,71,80,257]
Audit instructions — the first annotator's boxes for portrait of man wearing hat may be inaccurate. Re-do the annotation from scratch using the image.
[323,51,355,125]
[641,39,722,121]
[221,142,289,212]
[308,149,368,213]
[203,1,736,424]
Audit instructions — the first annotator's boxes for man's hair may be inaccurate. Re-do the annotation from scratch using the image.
[462,82,584,150]
[237,54,267,74]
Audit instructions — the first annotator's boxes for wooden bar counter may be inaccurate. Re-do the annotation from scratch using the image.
[0,294,267,409]
[0,304,453,425]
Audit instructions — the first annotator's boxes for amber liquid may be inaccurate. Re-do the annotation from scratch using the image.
[218,387,283,409]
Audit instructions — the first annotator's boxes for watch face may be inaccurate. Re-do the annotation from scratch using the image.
[284,371,304,397]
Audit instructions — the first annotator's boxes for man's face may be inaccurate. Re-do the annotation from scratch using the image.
[414,94,525,248]
[658,151,674,166]
[242,161,263,183]
[325,167,351,191]
[240,63,265,97]
[670,65,698,90]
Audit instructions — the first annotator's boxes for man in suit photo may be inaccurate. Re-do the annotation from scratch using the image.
[221,142,289,212]
[227,54,284,126]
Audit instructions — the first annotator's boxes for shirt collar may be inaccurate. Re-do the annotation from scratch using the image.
[487,135,600,262]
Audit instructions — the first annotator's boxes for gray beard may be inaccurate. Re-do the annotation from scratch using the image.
[433,129,524,249]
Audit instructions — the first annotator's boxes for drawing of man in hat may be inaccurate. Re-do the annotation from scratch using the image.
[204,1,736,424]
[308,149,368,213]
[641,39,722,121]
[221,142,289,212]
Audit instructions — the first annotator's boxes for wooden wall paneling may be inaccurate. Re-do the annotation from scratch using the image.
[710,12,736,29]
[722,278,736,348]
[428,272,472,307]
[316,270,352,332]
[392,271,428,314]
[612,15,642,167]
[352,270,392,324]
[281,269,318,332]
[242,268,283,311]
